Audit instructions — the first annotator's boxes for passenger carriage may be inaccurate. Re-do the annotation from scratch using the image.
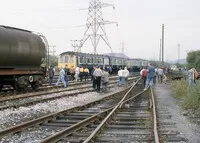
[58,51,110,74]
[58,51,148,74]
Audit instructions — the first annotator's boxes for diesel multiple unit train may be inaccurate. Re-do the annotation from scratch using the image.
[0,25,47,91]
[58,51,149,74]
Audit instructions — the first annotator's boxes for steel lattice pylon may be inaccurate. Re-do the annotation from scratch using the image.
[78,0,116,54]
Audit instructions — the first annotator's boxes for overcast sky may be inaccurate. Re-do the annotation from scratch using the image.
[1,0,200,61]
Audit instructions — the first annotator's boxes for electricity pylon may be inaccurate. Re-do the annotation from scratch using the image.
[77,0,117,54]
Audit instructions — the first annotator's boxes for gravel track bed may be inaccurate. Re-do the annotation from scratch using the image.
[0,86,123,142]
[0,86,122,130]
[0,88,91,107]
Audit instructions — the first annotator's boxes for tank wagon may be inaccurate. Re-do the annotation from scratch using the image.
[0,25,46,90]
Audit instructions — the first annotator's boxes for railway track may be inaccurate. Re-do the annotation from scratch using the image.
[43,86,187,142]
[0,77,136,111]
[0,77,188,142]
[0,79,140,142]
[0,75,127,96]
[40,79,151,143]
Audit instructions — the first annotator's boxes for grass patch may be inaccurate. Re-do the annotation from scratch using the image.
[171,80,200,110]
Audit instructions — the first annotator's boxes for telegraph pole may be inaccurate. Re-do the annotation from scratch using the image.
[71,40,81,52]
[159,38,162,62]
[48,45,56,66]
[121,41,125,55]
[178,44,180,64]
[77,0,117,54]
[162,24,164,65]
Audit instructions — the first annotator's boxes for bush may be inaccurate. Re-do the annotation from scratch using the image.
[172,80,200,110]
[171,80,188,99]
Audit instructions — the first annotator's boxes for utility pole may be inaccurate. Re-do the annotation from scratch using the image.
[121,41,127,55]
[49,45,56,56]
[159,38,162,62]
[162,24,164,65]
[178,44,180,64]
[77,0,117,54]
[71,40,82,52]
[48,45,56,65]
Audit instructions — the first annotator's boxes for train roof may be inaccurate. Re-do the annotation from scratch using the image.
[60,51,129,59]
[0,25,32,33]
[105,53,129,58]
[60,51,149,61]
[60,51,110,58]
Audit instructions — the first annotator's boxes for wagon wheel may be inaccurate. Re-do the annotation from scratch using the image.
[14,81,20,91]
[31,82,39,90]
[31,78,42,90]
[14,79,29,92]
[23,79,29,91]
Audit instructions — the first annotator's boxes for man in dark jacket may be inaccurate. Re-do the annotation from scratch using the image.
[63,64,69,86]
[91,65,96,89]
[93,66,103,92]
[102,68,109,92]
[49,65,54,86]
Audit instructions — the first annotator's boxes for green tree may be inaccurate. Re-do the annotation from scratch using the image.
[187,50,200,71]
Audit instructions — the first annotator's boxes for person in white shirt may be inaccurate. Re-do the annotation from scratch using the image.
[56,67,66,88]
[157,67,164,83]
[118,67,123,86]
[75,66,80,82]
[123,67,130,87]
[93,66,103,92]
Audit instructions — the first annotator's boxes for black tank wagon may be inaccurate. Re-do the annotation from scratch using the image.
[0,25,46,90]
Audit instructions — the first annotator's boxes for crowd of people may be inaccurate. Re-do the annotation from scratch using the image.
[140,63,200,89]
[140,64,168,90]
[48,65,115,93]
[49,63,169,93]
[50,63,199,93]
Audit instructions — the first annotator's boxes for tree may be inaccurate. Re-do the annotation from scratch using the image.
[187,50,200,71]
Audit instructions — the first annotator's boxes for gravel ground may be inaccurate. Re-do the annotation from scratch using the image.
[154,83,200,143]
[0,86,122,130]
[0,88,91,107]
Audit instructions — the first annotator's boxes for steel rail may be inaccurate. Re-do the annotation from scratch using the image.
[1,76,137,102]
[151,88,160,143]
[0,78,136,110]
[0,77,136,103]
[40,108,113,143]
[83,77,141,143]
[0,85,131,138]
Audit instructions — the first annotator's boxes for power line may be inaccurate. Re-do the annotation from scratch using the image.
[76,0,117,54]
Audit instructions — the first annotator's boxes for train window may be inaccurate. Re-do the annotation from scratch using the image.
[87,57,92,63]
[80,56,84,63]
[60,56,64,63]
[104,58,109,65]
[93,57,96,64]
[124,60,127,65]
[98,58,103,64]
[113,59,116,65]
[65,56,68,63]
[85,57,89,63]
[70,55,74,63]
[90,58,93,63]
[116,59,121,65]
